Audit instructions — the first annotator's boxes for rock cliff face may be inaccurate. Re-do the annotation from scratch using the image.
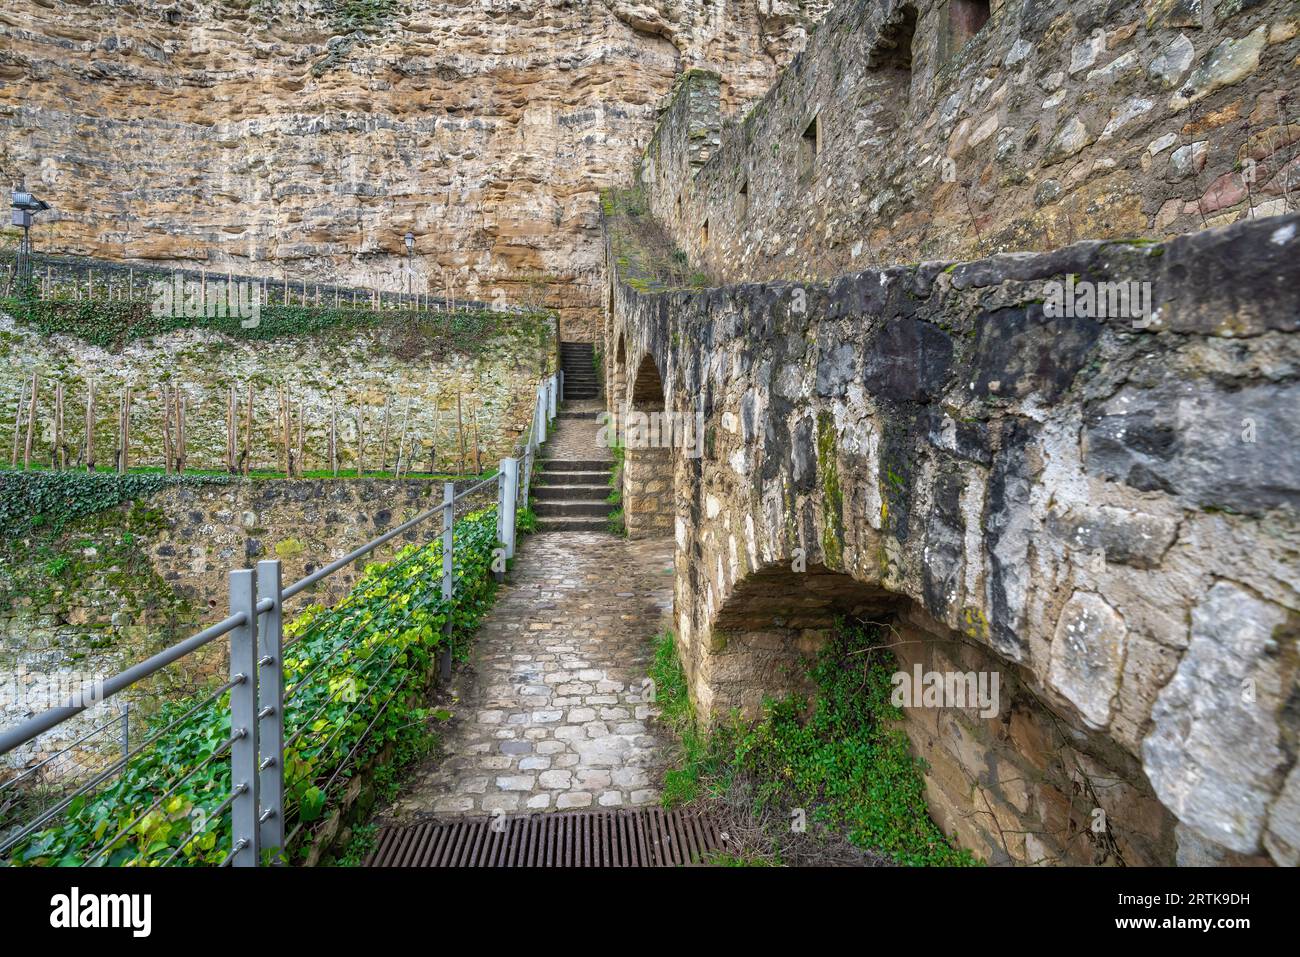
[0,0,829,340]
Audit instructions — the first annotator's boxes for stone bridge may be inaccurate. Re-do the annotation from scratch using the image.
[602,207,1300,867]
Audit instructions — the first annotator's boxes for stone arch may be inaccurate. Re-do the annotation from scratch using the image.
[687,558,1177,866]
[623,352,674,539]
[609,330,628,440]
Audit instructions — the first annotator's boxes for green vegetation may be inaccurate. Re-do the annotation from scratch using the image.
[332,0,397,31]
[0,470,231,538]
[600,187,715,293]
[0,495,202,674]
[516,504,538,535]
[606,441,625,536]
[0,295,550,355]
[650,622,978,866]
[7,508,502,866]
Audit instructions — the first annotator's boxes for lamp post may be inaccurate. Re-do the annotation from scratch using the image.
[404,232,414,298]
[11,190,51,292]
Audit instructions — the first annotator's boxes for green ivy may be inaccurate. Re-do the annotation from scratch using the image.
[0,295,549,354]
[0,471,231,538]
[7,508,503,866]
[653,622,978,866]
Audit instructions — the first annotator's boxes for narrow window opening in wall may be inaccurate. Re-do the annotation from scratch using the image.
[701,218,710,246]
[950,0,990,48]
[739,179,749,218]
[871,4,919,71]
[799,116,820,178]
[675,194,682,219]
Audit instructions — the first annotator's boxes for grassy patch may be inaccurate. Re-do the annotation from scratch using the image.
[606,441,626,536]
[651,622,978,866]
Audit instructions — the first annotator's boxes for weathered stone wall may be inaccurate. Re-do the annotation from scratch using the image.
[1,476,491,772]
[0,310,553,475]
[640,0,1300,281]
[606,208,1300,866]
[0,0,833,340]
[624,445,675,538]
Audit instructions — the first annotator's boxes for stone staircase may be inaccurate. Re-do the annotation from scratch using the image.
[533,456,612,533]
[560,341,599,400]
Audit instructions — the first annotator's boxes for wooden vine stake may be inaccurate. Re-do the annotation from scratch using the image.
[456,391,465,476]
[243,382,253,477]
[54,381,65,470]
[84,379,96,472]
[24,373,38,471]
[117,386,133,475]
[277,384,289,478]
[379,399,391,473]
[428,398,439,474]
[226,385,237,474]
[395,398,411,480]
[353,403,369,478]
[11,380,26,468]
[329,400,338,477]
[161,384,174,475]
[175,388,187,475]
[471,401,481,475]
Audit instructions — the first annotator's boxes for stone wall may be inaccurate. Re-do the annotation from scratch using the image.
[605,206,1300,866]
[1,476,493,773]
[624,445,675,539]
[0,309,553,475]
[0,0,834,341]
[640,0,1300,281]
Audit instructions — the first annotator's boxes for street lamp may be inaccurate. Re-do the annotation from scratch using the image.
[11,190,51,289]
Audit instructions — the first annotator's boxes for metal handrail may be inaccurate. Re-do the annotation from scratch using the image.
[0,370,560,866]
[0,611,247,756]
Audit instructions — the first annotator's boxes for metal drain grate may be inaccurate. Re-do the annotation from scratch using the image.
[364,806,722,867]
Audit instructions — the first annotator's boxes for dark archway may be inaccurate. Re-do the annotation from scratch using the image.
[691,560,1177,867]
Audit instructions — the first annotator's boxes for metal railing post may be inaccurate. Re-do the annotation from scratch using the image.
[118,703,129,780]
[439,481,455,683]
[499,457,518,561]
[559,368,565,402]
[256,559,284,862]
[228,568,260,867]
[547,374,557,419]
[535,385,547,445]
[495,470,507,583]
[521,447,533,509]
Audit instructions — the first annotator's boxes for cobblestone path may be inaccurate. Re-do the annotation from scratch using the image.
[383,406,675,818]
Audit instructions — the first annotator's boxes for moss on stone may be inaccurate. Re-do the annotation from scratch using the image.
[816,411,844,570]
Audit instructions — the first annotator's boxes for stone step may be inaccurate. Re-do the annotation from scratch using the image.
[563,391,599,399]
[541,458,611,471]
[533,483,608,501]
[542,470,610,484]
[533,500,609,517]
[557,410,599,420]
[535,516,611,533]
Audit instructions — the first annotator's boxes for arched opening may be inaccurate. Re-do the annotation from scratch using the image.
[867,4,919,122]
[690,560,1177,866]
[623,353,674,539]
[610,331,627,442]
[870,3,918,70]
